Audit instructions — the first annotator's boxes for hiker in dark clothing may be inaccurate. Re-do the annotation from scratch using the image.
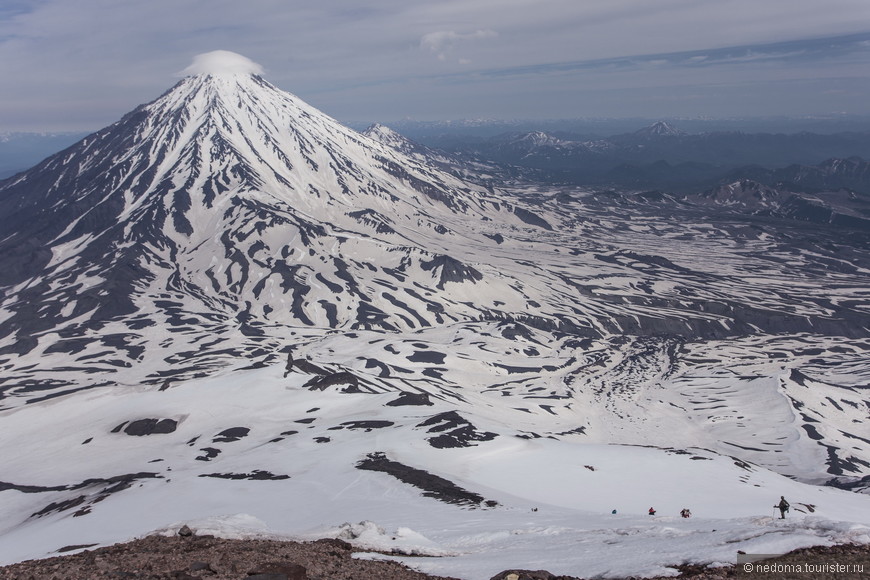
[777,496,789,519]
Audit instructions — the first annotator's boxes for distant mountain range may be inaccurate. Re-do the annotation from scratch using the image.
[721,156,870,193]
[689,177,870,231]
[0,131,88,179]
[403,121,870,194]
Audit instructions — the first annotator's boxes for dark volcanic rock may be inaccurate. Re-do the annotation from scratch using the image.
[490,571,566,580]
[293,359,328,375]
[407,350,447,364]
[196,447,221,461]
[356,452,498,508]
[112,418,177,436]
[199,470,290,481]
[512,206,553,230]
[329,420,395,432]
[386,391,434,406]
[302,371,359,391]
[213,427,250,442]
[499,322,535,341]
[29,472,162,519]
[417,411,498,448]
[420,255,483,290]
[248,561,308,579]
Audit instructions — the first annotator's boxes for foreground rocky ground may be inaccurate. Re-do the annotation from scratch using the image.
[0,535,867,580]
[0,534,458,580]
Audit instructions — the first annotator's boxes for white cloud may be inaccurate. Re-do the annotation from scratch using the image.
[420,29,498,52]
[180,50,265,76]
[420,29,498,62]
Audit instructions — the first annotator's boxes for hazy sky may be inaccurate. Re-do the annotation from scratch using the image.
[1,0,869,132]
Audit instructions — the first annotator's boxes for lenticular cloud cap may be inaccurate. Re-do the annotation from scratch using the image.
[180,50,264,76]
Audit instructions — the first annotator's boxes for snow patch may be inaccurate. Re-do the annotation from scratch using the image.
[325,521,452,557]
[150,514,272,539]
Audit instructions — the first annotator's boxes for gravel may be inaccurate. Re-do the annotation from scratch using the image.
[0,534,459,580]
[0,536,866,580]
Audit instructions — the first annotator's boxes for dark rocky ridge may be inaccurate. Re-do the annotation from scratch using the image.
[356,451,498,508]
[416,411,499,449]
[112,419,178,436]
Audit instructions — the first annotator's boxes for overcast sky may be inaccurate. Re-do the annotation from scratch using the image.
[1,0,869,132]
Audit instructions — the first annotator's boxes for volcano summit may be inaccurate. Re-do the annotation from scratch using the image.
[0,52,868,578]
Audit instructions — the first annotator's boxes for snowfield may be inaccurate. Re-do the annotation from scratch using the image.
[1,362,867,579]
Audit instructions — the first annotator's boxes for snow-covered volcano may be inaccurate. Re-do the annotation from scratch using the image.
[0,57,538,388]
[0,52,868,577]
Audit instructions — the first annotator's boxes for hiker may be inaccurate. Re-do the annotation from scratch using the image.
[776,496,789,519]
[680,508,691,518]
[648,507,656,516]
[283,349,294,378]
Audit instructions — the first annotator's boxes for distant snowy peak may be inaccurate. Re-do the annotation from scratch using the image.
[701,179,785,207]
[634,121,687,137]
[698,177,870,231]
[510,131,566,148]
[362,123,413,151]
[361,122,498,180]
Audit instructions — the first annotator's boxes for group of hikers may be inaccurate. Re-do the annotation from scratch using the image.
[638,497,789,519]
[644,507,692,518]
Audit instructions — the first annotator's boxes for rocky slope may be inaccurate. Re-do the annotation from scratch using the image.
[0,534,457,580]
[1,534,866,580]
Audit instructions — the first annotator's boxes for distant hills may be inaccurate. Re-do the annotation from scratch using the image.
[394,121,870,194]
[0,131,88,179]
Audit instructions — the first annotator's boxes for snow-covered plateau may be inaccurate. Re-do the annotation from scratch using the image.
[0,52,868,578]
